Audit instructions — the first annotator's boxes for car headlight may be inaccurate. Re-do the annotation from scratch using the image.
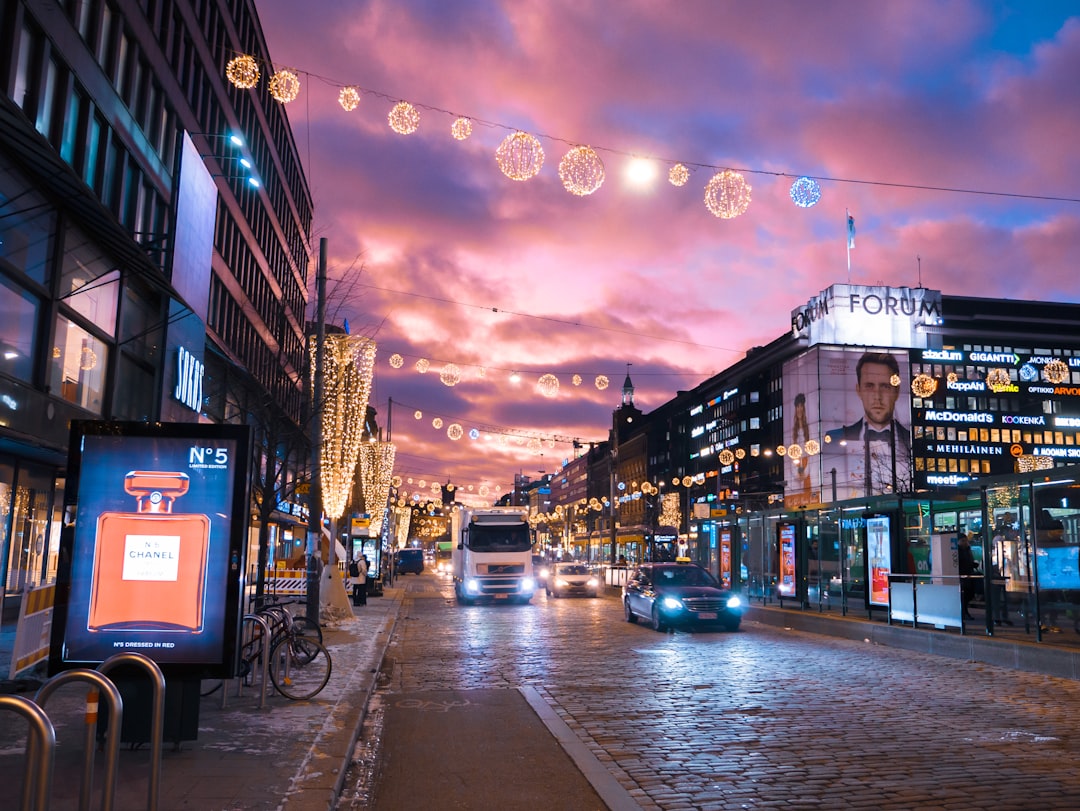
[554,578,569,588]
[727,595,742,609]
[465,578,480,594]
[586,578,599,588]
[539,568,550,579]
[521,577,535,593]
[662,596,684,610]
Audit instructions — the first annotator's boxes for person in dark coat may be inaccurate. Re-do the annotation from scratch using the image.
[957,532,976,619]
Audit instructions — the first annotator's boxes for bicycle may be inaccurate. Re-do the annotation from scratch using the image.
[267,613,332,700]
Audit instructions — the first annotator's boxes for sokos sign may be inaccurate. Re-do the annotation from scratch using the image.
[791,284,942,349]
[174,346,204,413]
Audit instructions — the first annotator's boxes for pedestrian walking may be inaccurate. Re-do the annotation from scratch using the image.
[351,555,368,606]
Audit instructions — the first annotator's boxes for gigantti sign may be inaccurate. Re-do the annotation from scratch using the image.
[791,284,942,349]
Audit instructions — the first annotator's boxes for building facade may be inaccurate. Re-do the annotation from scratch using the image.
[0,0,312,619]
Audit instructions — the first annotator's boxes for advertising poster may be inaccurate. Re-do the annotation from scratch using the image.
[781,350,822,508]
[50,422,250,677]
[867,515,892,607]
[778,523,797,598]
[720,530,732,588]
[819,347,912,500]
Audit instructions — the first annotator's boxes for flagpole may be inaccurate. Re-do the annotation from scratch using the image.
[846,208,851,284]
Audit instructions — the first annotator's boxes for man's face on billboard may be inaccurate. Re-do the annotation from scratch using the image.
[856,362,898,428]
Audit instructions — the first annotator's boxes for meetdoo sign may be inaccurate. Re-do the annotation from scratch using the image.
[791,284,942,348]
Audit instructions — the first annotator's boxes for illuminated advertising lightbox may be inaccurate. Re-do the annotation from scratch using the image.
[720,530,733,588]
[49,421,251,679]
[778,523,797,598]
[866,515,892,607]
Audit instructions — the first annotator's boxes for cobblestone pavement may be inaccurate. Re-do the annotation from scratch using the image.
[365,573,1080,810]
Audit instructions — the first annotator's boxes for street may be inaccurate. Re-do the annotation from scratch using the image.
[345,570,1080,810]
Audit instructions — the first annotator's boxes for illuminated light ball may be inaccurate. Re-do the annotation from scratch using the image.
[618,481,626,492]
[704,170,751,219]
[418,479,426,488]
[52,346,61,358]
[822,434,831,444]
[339,86,361,112]
[469,428,480,440]
[668,163,690,187]
[226,54,260,89]
[432,417,443,429]
[776,445,787,457]
[467,485,474,491]
[476,367,486,378]
[572,374,582,386]
[407,478,414,484]
[536,373,560,398]
[413,410,422,420]
[751,446,761,455]
[735,448,746,459]
[415,358,430,373]
[787,444,803,460]
[947,372,958,384]
[388,101,420,134]
[986,368,1012,392]
[431,481,441,493]
[911,373,937,398]
[718,449,735,466]
[515,436,526,446]
[479,485,490,497]
[595,375,610,390]
[890,374,901,387]
[389,353,404,368]
[391,475,402,488]
[451,117,473,140]
[805,439,820,456]
[496,132,544,181]
[789,176,821,208]
[1043,359,1069,384]
[1019,363,1039,382]
[558,146,605,196]
[681,476,693,487]
[671,478,679,486]
[440,363,462,386]
[528,438,543,454]
[268,69,301,104]
[499,434,509,446]
[448,423,464,440]
[547,438,555,448]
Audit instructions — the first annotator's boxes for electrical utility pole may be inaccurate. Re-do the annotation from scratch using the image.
[306,238,327,620]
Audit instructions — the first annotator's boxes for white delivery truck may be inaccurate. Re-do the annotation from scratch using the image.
[450,507,536,604]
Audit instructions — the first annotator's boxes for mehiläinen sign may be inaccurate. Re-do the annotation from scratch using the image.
[791,284,942,348]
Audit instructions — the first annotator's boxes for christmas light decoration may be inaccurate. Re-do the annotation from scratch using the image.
[496,132,544,181]
[805,439,820,456]
[537,373,560,398]
[432,417,443,429]
[572,374,582,386]
[310,335,376,520]
[414,410,422,419]
[358,440,396,535]
[268,69,300,104]
[226,55,259,89]
[776,445,787,456]
[469,428,480,440]
[1019,363,1039,381]
[735,448,746,459]
[339,86,360,111]
[704,170,751,219]
[986,368,1012,392]
[1016,454,1054,473]
[1043,359,1069,384]
[660,492,681,528]
[558,146,605,196]
[718,449,735,466]
[415,358,430,373]
[389,353,404,368]
[527,438,542,454]
[595,375,609,390]
[448,423,464,440]
[890,374,901,387]
[911,373,937,398]
[789,176,821,208]
[947,372,958,384]
[787,444,803,460]
[681,476,692,487]
[79,346,98,371]
[391,475,402,488]
[451,117,473,140]
[669,163,689,187]
[439,363,461,386]
[389,101,420,134]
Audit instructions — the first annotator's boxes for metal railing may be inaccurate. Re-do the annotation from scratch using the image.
[0,694,55,811]
[97,653,165,811]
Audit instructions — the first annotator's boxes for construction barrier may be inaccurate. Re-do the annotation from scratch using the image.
[263,569,307,596]
[9,584,54,679]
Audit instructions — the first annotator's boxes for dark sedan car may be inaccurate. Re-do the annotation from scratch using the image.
[623,562,742,631]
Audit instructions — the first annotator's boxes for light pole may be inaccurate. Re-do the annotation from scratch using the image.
[305,238,326,621]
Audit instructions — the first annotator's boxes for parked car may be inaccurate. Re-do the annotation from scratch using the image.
[395,548,425,575]
[623,562,742,631]
[546,562,600,598]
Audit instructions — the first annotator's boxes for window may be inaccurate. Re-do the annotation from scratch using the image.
[0,273,41,383]
[0,166,56,286]
[60,226,120,336]
[49,314,108,414]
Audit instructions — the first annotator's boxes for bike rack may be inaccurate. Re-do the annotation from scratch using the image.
[97,653,165,811]
[0,695,56,811]
[238,613,272,709]
[36,669,123,811]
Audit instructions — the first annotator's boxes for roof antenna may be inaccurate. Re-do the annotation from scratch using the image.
[916,254,923,288]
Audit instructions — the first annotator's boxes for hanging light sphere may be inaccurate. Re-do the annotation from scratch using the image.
[911,373,938,398]
[787,444,803,460]
[669,163,689,187]
[339,86,361,112]
[418,479,426,488]
[704,170,752,219]
[536,373,560,398]
[595,375,610,390]
[558,146,605,196]
[789,176,822,208]
[439,363,462,386]
[391,475,402,488]
[496,132,544,181]
[1043,359,1069,384]
[451,117,473,140]
[890,374,901,387]
[986,368,1012,392]
[268,69,301,104]
[388,101,420,134]
[776,445,787,456]
[79,346,98,370]
[735,448,746,459]
[432,417,443,429]
[447,423,464,441]
[479,485,490,497]
[468,428,480,440]
[805,439,821,456]
[226,54,260,89]
[415,358,430,373]
[528,438,543,454]
[718,449,735,466]
[681,476,693,487]
[413,410,422,420]
[389,353,404,368]
[571,374,582,386]
[947,372,958,384]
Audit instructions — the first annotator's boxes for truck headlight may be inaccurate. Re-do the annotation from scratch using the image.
[521,577,535,593]
[466,578,481,594]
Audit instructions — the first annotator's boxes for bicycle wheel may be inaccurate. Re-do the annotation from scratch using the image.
[291,614,323,645]
[269,635,332,700]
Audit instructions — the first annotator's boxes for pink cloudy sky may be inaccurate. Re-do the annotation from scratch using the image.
[253,0,1080,503]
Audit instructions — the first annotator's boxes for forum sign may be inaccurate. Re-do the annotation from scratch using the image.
[791,284,943,349]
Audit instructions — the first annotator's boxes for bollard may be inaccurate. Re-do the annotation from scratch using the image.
[0,695,56,811]
[98,652,166,811]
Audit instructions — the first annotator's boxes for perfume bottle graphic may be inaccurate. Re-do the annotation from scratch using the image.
[88,471,210,633]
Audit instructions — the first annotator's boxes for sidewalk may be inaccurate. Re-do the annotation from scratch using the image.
[0,587,404,811]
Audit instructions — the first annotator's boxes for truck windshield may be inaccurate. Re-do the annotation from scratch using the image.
[467,523,531,553]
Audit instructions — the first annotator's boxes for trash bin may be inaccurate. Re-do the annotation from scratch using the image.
[369,577,384,597]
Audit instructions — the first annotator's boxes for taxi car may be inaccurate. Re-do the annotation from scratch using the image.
[623,560,742,631]
[546,562,600,598]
